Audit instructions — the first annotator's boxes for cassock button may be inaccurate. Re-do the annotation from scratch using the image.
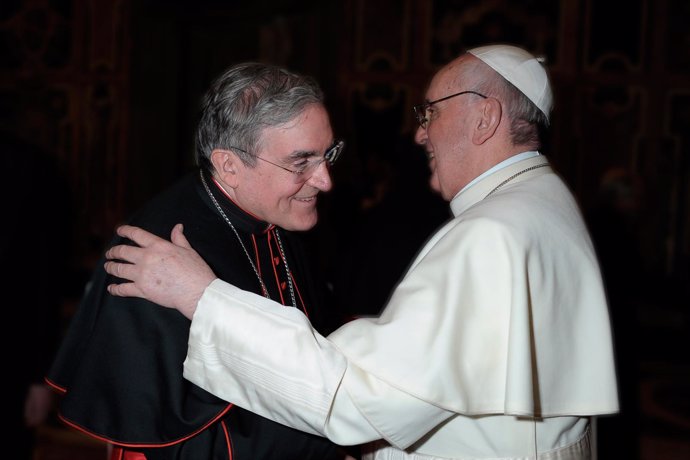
[281,281,287,290]
[274,256,281,266]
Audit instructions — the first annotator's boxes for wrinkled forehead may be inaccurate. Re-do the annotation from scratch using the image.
[426,54,473,98]
[257,104,334,149]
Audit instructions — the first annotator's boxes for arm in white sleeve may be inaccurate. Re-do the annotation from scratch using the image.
[183,279,454,448]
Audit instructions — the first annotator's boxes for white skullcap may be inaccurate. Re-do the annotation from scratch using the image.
[468,44,553,120]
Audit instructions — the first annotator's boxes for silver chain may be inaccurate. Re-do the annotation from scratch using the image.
[485,163,549,198]
[274,230,297,309]
[200,170,296,307]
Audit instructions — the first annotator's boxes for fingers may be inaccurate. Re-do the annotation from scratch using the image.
[106,280,143,298]
[170,223,192,249]
[104,260,137,281]
[115,224,164,248]
[104,259,146,298]
[105,244,141,264]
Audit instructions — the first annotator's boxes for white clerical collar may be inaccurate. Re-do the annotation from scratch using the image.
[456,151,541,198]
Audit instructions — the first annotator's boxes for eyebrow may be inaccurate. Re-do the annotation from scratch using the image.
[285,141,336,161]
[285,149,319,161]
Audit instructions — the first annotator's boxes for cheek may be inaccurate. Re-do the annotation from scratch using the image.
[277,185,304,207]
[287,182,307,198]
[247,181,293,216]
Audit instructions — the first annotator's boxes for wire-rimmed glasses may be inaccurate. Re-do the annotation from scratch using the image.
[413,90,487,129]
[231,140,345,182]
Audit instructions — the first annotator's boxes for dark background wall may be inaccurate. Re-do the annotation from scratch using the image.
[1,0,689,458]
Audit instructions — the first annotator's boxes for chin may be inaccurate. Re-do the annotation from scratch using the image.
[283,214,318,232]
[285,223,317,232]
[429,177,442,195]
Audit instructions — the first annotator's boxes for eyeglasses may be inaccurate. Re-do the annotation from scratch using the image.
[413,90,487,129]
[231,140,345,182]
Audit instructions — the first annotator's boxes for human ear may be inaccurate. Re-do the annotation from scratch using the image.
[210,149,239,187]
[473,98,501,144]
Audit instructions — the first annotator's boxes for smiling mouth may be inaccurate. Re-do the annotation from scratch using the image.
[294,195,317,203]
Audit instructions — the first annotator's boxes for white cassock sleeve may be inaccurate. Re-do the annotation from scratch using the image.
[183,279,455,449]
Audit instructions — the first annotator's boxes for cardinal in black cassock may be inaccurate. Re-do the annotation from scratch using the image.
[47,169,344,460]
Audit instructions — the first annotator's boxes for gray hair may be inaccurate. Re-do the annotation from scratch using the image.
[195,62,324,171]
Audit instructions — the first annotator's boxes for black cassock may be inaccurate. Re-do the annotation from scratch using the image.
[48,169,342,460]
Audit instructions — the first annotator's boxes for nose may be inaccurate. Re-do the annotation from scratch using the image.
[414,124,427,145]
[306,161,333,191]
